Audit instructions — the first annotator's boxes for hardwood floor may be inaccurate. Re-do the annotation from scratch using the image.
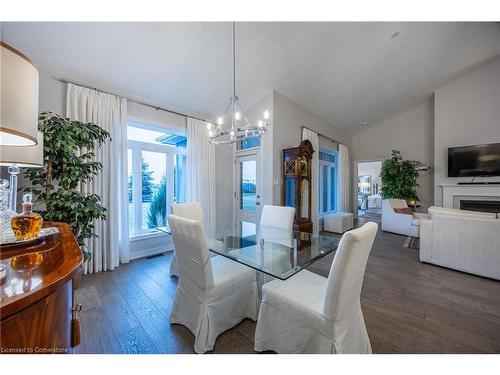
[75,218,500,354]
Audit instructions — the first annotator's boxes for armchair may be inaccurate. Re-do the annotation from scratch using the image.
[381,199,428,237]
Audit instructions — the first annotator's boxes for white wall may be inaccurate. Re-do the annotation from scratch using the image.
[245,92,274,207]
[352,99,435,208]
[39,72,66,114]
[434,57,500,205]
[128,101,186,132]
[273,91,352,204]
[215,142,233,233]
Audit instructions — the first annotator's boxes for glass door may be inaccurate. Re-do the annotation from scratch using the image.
[234,152,261,242]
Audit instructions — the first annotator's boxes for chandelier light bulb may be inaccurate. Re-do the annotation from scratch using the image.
[235,112,241,121]
[258,120,264,128]
[217,117,223,125]
[208,130,214,137]
[230,130,235,137]
[206,122,212,130]
[263,110,269,120]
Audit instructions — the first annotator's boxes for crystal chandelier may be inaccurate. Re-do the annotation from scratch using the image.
[208,22,269,145]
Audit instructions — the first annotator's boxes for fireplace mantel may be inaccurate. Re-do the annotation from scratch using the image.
[440,184,500,208]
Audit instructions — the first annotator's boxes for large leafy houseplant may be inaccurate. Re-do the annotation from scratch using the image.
[380,149,420,201]
[23,112,111,261]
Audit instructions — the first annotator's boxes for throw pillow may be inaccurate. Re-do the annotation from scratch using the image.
[394,207,415,217]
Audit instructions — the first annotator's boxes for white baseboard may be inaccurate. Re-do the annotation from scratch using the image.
[129,245,174,260]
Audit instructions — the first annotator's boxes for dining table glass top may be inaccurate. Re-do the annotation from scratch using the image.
[157,223,339,280]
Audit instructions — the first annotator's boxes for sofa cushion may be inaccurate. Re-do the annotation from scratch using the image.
[428,206,497,219]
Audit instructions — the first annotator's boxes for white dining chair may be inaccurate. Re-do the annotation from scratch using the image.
[168,215,258,353]
[254,222,378,354]
[169,202,204,277]
[230,205,296,277]
[258,205,295,247]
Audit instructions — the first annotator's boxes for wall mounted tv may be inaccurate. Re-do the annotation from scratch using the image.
[448,143,500,177]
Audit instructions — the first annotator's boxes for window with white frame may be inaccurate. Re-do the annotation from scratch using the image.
[127,119,187,236]
[318,149,337,215]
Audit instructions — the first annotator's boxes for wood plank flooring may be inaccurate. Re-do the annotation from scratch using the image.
[75,218,500,354]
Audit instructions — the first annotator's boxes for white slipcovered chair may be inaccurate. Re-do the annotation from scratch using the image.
[231,205,296,278]
[168,215,258,353]
[254,222,378,354]
[258,205,295,247]
[169,202,204,277]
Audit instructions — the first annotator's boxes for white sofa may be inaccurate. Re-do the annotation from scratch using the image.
[381,199,428,237]
[420,206,500,280]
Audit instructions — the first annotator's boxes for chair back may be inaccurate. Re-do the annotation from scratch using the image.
[168,215,214,290]
[171,202,203,221]
[323,222,378,320]
[259,205,295,247]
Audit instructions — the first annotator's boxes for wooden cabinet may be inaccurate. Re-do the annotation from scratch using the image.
[0,222,82,354]
[1,281,73,353]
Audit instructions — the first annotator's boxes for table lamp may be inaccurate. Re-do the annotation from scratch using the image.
[0,42,39,146]
[0,132,44,211]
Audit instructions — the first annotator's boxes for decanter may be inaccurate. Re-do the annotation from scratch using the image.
[11,193,43,240]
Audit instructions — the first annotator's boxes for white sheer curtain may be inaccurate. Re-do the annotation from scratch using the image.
[186,117,216,233]
[66,83,129,274]
[302,128,319,237]
[337,143,351,213]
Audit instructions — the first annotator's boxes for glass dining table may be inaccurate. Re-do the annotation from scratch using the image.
[156,223,339,281]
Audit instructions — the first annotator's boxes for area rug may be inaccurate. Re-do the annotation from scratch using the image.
[404,236,419,250]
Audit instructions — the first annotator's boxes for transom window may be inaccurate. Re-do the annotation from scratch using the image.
[127,120,187,236]
[237,136,261,151]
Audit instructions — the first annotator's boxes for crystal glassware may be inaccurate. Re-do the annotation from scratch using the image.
[0,179,16,234]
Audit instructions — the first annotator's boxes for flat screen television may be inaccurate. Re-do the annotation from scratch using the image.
[448,143,500,177]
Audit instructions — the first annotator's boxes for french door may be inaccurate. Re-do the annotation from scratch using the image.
[234,151,261,239]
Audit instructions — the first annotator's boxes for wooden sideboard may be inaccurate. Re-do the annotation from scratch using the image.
[0,222,83,354]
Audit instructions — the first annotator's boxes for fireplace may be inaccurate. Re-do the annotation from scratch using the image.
[460,199,500,214]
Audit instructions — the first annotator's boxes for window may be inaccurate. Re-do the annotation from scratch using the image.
[318,150,337,215]
[239,159,257,212]
[237,136,261,151]
[127,120,187,236]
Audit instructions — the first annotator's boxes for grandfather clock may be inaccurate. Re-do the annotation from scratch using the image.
[282,140,314,235]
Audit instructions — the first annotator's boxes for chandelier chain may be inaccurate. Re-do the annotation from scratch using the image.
[208,21,269,145]
[233,21,236,98]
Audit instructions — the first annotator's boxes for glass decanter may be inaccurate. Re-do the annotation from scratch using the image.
[11,193,43,240]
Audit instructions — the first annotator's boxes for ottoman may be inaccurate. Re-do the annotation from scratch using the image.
[324,212,354,234]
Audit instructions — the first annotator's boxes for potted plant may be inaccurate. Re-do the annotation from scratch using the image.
[23,112,111,262]
[380,149,420,204]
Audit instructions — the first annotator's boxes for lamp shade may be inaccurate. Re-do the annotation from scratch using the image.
[0,42,39,146]
[0,131,44,167]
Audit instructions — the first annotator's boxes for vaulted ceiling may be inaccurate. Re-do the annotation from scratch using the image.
[2,22,500,132]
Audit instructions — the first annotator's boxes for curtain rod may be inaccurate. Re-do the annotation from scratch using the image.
[55,77,213,125]
[300,125,343,146]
